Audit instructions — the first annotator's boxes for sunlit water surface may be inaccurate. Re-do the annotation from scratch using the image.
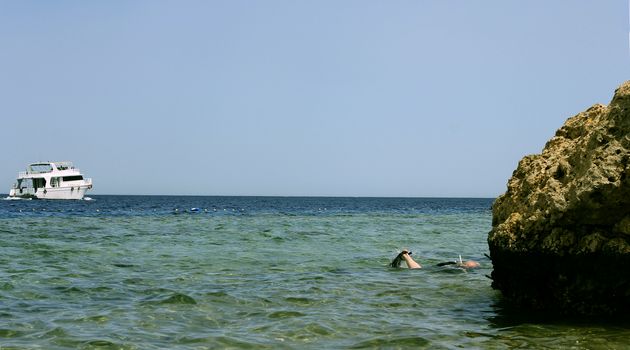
[1,196,629,349]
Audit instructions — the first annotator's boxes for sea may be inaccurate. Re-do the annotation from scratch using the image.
[1,196,629,349]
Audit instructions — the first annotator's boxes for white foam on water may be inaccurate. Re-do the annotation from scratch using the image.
[3,196,32,201]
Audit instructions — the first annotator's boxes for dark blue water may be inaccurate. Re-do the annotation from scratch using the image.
[1,196,628,349]
[0,195,491,217]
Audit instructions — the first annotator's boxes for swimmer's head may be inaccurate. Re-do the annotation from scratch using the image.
[458,260,480,269]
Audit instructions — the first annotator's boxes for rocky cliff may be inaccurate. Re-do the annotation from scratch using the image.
[488,81,630,315]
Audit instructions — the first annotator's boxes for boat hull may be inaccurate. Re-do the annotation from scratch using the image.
[9,186,90,200]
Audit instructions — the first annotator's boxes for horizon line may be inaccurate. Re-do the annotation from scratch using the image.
[2,193,497,199]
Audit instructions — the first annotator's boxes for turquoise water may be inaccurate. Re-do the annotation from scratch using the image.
[1,196,629,349]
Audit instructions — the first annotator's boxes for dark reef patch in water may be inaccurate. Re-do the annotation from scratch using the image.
[155,293,197,305]
[350,335,430,348]
[0,328,25,338]
[267,310,306,318]
[284,296,316,305]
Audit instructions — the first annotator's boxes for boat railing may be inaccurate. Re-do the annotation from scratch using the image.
[19,170,51,176]
[19,168,83,177]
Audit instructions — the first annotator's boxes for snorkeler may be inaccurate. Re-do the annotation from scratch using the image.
[390,250,479,269]
[436,255,480,269]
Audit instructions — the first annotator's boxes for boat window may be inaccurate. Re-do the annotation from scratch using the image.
[29,164,53,173]
[62,175,84,181]
[51,177,60,187]
[18,178,33,189]
[33,178,46,189]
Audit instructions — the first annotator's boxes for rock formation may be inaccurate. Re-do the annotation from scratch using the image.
[488,81,630,315]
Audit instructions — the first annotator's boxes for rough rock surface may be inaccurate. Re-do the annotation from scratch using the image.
[488,81,630,315]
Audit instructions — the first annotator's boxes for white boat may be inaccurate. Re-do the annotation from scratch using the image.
[8,161,93,200]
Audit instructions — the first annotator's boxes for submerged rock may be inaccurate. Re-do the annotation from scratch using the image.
[488,81,630,315]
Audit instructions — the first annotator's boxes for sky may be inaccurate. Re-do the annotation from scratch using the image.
[1,1,628,197]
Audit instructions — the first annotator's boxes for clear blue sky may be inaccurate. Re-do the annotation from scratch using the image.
[1,1,628,197]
